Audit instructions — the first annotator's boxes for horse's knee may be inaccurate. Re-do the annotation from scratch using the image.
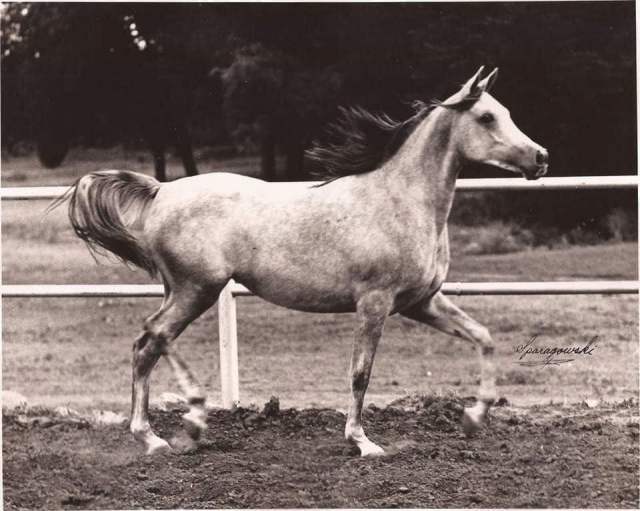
[473,325,494,354]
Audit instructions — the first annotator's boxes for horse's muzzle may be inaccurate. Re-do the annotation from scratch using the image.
[524,165,548,180]
[524,149,548,180]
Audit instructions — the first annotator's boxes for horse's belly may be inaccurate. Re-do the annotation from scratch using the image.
[236,273,356,313]
[233,252,441,315]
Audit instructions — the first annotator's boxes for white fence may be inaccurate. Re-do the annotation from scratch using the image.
[1,175,638,201]
[2,175,639,408]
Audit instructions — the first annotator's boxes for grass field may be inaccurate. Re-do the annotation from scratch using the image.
[2,151,639,415]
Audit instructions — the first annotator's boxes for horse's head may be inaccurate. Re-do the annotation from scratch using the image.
[443,67,548,180]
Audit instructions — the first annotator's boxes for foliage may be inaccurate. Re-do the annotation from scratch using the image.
[220,43,343,154]
[459,222,533,255]
[1,2,636,226]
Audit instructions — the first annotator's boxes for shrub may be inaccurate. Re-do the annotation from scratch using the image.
[602,207,638,241]
[461,222,533,255]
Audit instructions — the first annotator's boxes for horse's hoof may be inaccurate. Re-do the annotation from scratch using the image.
[462,403,486,437]
[183,409,207,441]
[170,434,200,454]
[359,442,386,458]
[462,413,479,437]
[146,437,172,455]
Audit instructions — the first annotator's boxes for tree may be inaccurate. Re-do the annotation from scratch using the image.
[2,2,635,187]
[1,3,225,178]
[220,43,343,180]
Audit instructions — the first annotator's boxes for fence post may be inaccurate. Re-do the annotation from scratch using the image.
[218,280,240,409]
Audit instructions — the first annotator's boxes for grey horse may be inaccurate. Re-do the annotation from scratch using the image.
[56,67,548,456]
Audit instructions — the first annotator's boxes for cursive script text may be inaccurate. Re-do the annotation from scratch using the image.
[515,334,598,367]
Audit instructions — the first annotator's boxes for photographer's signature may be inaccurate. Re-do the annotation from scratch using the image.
[515,334,598,367]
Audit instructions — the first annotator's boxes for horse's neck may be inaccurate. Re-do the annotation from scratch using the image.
[383,110,462,233]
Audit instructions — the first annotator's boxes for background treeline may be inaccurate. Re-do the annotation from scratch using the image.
[1,2,637,243]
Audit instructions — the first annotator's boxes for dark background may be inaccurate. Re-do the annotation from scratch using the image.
[1,2,637,238]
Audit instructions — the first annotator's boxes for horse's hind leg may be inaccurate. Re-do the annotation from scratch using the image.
[130,285,221,454]
[131,282,176,453]
[131,330,167,453]
[401,291,497,436]
[345,292,393,457]
[164,350,207,441]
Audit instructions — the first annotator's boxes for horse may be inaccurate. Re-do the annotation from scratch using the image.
[54,67,548,456]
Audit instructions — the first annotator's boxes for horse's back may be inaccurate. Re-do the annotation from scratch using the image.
[159,172,270,200]
[144,173,352,302]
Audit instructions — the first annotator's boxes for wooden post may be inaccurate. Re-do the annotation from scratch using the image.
[218,281,240,409]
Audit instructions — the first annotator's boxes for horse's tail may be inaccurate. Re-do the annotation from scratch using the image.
[50,170,161,276]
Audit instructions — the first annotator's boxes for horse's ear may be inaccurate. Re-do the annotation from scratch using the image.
[460,66,485,96]
[441,66,487,107]
[478,67,498,92]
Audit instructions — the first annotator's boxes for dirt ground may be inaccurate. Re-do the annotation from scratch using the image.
[3,396,638,509]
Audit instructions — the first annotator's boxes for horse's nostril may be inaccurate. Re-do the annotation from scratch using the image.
[535,150,548,165]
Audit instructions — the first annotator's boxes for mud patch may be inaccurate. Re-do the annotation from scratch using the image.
[3,397,639,509]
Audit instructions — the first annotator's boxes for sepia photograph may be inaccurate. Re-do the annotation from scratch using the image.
[1,1,638,509]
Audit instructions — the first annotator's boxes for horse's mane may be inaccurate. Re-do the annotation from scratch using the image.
[308,92,481,184]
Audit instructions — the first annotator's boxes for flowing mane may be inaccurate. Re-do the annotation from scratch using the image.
[308,92,483,183]
[307,103,433,182]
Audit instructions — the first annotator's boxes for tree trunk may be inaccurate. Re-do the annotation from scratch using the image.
[261,126,277,181]
[285,143,306,181]
[174,124,198,177]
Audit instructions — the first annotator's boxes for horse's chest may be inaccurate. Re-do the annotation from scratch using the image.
[390,235,449,310]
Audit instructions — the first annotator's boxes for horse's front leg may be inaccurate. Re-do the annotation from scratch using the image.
[401,291,497,436]
[345,292,393,457]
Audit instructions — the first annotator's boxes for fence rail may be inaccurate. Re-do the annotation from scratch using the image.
[2,175,638,408]
[2,281,638,298]
[1,175,638,200]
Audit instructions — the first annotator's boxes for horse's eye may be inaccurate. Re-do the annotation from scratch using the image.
[479,113,495,124]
